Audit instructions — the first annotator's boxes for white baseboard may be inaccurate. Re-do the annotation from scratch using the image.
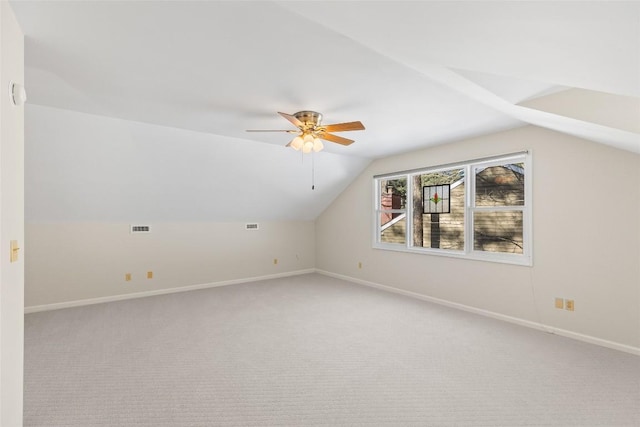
[24,269,316,314]
[317,269,640,357]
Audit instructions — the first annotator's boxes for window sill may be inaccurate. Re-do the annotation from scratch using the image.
[373,243,532,266]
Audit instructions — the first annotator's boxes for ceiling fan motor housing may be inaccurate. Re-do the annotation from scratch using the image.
[294,111,322,129]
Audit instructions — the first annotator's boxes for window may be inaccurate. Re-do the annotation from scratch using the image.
[377,176,407,245]
[411,167,465,251]
[374,152,531,265]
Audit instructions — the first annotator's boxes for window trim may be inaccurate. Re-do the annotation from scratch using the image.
[374,174,408,246]
[373,151,532,266]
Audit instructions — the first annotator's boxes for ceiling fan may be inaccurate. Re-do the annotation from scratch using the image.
[246,111,365,153]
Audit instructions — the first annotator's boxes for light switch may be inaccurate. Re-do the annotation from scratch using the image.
[10,240,19,263]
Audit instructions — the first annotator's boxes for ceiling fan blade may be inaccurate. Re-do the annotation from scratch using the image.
[318,132,354,146]
[323,121,365,132]
[278,112,304,128]
[246,129,298,133]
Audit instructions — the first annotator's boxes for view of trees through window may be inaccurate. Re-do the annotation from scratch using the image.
[473,163,525,253]
[412,168,464,250]
[379,178,406,244]
[375,155,529,263]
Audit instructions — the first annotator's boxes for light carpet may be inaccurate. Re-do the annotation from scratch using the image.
[24,273,640,426]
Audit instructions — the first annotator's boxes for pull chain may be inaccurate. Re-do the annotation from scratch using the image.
[300,150,316,190]
[311,152,315,190]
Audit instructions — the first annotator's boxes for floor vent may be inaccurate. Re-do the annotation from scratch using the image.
[130,225,151,233]
[245,223,259,230]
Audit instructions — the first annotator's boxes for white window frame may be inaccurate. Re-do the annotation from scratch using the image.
[375,174,408,246]
[373,152,532,266]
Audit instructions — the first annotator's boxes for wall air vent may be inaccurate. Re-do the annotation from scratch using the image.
[130,225,151,234]
[245,223,259,230]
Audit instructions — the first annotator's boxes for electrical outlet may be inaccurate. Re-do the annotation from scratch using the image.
[147,271,153,279]
[555,298,564,309]
[358,262,362,269]
[565,300,575,311]
[125,273,132,281]
[273,258,278,265]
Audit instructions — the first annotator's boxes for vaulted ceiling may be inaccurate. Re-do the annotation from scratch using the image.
[10,1,640,221]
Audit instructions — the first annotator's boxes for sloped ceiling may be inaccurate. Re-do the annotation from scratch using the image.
[10,1,640,221]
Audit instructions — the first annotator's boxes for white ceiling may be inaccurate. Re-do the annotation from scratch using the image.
[9,0,640,221]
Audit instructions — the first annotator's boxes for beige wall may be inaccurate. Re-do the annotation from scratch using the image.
[316,125,640,350]
[0,2,25,425]
[26,221,315,308]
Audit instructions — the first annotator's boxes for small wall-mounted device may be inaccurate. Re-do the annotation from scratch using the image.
[9,81,27,107]
[130,225,151,233]
[10,240,20,263]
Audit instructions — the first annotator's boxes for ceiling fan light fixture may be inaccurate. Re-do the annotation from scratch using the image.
[312,137,323,152]
[290,135,303,151]
[302,133,315,153]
